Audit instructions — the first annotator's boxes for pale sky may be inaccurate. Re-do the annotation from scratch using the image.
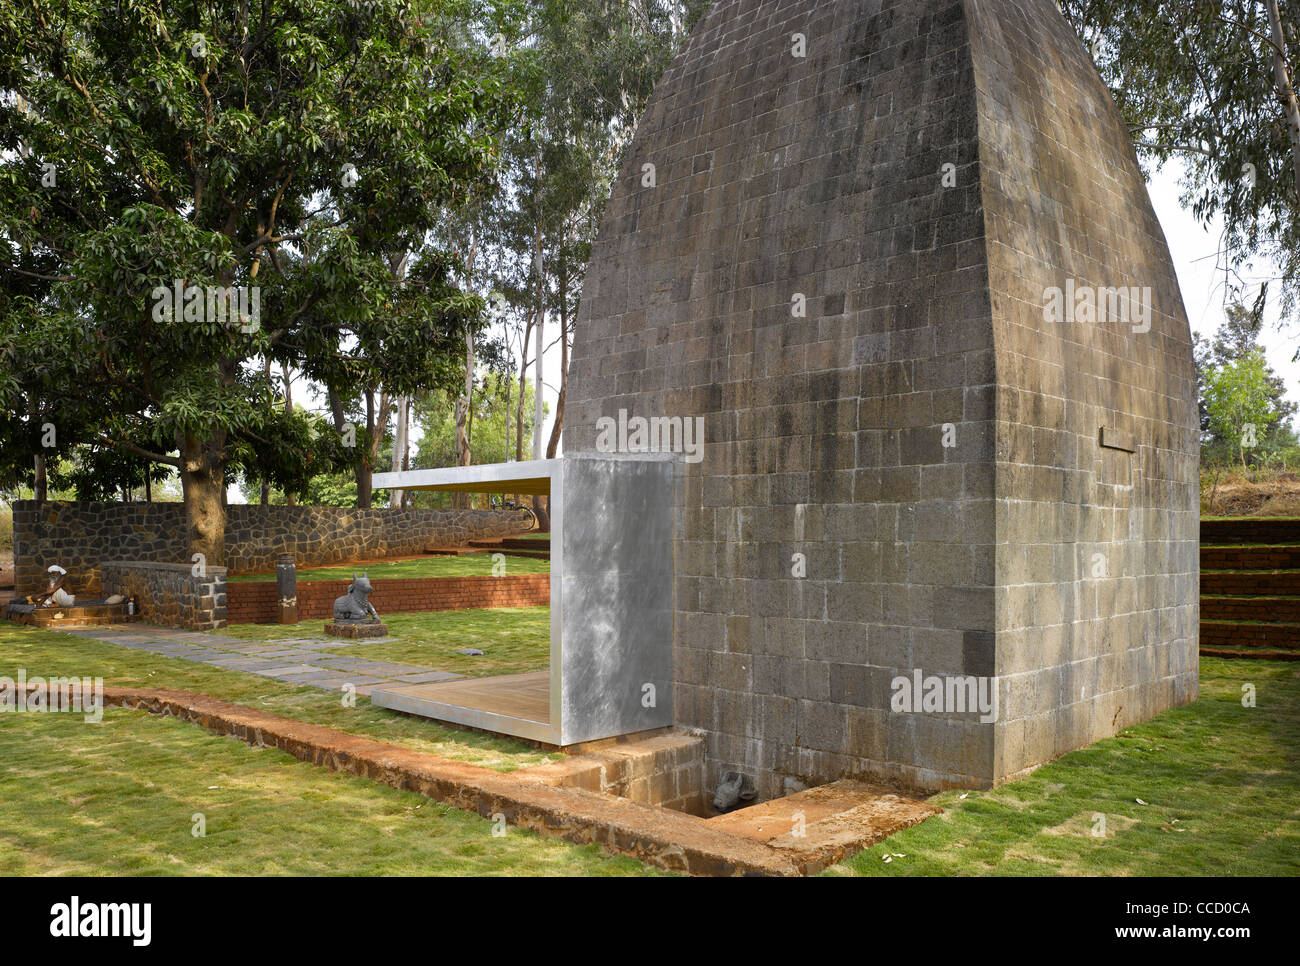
[1146,162,1299,414]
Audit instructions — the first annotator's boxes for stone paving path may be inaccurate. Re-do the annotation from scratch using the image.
[59,625,461,696]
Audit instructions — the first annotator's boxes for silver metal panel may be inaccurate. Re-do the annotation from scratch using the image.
[556,455,676,744]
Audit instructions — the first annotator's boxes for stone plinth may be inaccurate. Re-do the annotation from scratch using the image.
[324,620,389,639]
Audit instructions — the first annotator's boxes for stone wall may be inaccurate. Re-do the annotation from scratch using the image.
[101,561,227,631]
[13,501,530,596]
[565,0,1197,795]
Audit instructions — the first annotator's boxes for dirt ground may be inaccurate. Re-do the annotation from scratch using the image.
[1202,472,1300,517]
[0,550,12,591]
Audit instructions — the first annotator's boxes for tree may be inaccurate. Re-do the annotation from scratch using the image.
[1203,348,1284,467]
[0,0,511,562]
[1195,301,1297,463]
[1059,0,1300,324]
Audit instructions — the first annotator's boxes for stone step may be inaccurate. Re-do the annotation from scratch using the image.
[705,779,940,850]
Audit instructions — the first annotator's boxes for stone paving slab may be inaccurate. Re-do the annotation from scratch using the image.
[48,623,478,702]
[392,670,463,684]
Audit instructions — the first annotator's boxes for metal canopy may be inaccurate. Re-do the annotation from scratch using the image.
[371,459,559,496]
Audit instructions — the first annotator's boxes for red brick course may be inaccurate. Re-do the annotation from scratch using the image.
[1200,620,1300,649]
[1200,596,1300,622]
[1201,519,1300,545]
[1201,570,1300,596]
[226,574,549,624]
[1200,546,1300,570]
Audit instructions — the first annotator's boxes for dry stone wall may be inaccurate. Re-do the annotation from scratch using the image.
[12,501,530,596]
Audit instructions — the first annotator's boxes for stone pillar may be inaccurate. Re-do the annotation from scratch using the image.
[276,553,298,625]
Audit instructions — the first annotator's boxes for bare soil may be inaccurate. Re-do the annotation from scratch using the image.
[1202,472,1300,518]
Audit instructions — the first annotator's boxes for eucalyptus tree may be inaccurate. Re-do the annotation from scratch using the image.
[1059,0,1300,324]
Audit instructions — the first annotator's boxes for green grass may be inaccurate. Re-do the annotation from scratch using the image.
[227,553,549,582]
[3,617,1296,876]
[828,657,1300,876]
[0,619,559,772]
[220,607,552,678]
[0,706,664,876]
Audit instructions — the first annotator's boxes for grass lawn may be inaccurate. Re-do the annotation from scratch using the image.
[0,706,664,876]
[2,615,1296,875]
[828,657,1300,876]
[0,619,559,772]
[219,607,551,678]
[227,553,549,582]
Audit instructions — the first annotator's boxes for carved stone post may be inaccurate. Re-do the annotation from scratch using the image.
[276,553,298,625]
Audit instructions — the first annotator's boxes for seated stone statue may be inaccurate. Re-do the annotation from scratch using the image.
[38,565,76,607]
[333,573,379,622]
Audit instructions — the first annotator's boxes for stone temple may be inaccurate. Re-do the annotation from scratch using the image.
[563,0,1199,796]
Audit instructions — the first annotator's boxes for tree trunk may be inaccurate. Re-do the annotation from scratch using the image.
[179,431,226,567]
[454,325,474,509]
[546,248,570,461]
[514,316,533,504]
[1266,0,1300,206]
[281,362,293,415]
[390,395,408,509]
[356,388,391,509]
[33,454,46,503]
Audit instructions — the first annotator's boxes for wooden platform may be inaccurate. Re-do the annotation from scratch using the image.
[370,671,554,743]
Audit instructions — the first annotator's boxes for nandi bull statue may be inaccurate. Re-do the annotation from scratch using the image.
[333,573,380,622]
[711,771,757,814]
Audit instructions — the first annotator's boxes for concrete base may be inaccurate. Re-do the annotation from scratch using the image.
[323,620,388,639]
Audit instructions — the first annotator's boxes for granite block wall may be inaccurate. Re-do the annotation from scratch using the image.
[12,501,530,596]
[102,561,227,632]
[564,0,1197,795]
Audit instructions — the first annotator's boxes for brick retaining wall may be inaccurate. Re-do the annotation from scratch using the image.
[226,574,550,624]
[1201,546,1300,570]
[1201,519,1300,544]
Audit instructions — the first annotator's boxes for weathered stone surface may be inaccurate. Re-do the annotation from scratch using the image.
[565,0,1198,794]
[101,561,227,631]
[323,620,390,639]
[12,502,530,596]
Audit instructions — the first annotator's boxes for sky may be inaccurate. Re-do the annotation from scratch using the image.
[1146,163,1299,411]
